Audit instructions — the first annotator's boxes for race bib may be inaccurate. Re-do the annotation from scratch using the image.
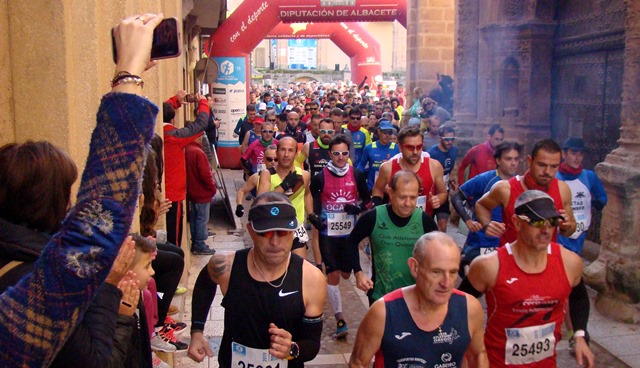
[479,247,497,255]
[416,195,427,211]
[444,173,450,191]
[294,224,309,243]
[570,212,590,239]
[505,322,555,365]
[231,342,288,368]
[257,163,266,172]
[326,212,355,237]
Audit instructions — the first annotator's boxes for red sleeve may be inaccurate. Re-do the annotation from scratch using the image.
[457,147,475,184]
[197,98,209,114]
[165,95,182,109]
[197,151,217,196]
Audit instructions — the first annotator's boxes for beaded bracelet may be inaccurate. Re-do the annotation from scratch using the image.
[112,76,144,88]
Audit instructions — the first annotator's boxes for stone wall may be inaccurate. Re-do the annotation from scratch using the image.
[406,0,456,108]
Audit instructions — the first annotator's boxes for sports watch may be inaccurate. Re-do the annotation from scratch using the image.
[287,341,299,360]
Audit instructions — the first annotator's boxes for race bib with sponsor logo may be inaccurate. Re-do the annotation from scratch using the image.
[231,342,287,368]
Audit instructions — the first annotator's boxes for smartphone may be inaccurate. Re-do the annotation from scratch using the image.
[112,17,181,64]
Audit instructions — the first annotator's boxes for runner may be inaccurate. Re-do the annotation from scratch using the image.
[347,170,438,305]
[475,139,576,247]
[188,193,327,368]
[309,134,370,339]
[450,141,522,274]
[460,190,595,368]
[258,137,313,259]
[235,145,278,218]
[350,232,488,368]
[372,126,447,216]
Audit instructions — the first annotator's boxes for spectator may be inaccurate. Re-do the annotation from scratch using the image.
[186,135,217,255]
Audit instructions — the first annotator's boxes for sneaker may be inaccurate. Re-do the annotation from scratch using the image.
[192,247,216,255]
[158,325,188,350]
[152,352,170,368]
[175,286,187,295]
[167,304,180,315]
[150,333,177,352]
[334,319,348,339]
[164,316,187,335]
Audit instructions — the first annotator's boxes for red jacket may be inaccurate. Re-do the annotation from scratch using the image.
[185,141,216,203]
[163,98,209,201]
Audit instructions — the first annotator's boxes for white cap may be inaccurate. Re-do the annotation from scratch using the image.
[258,102,267,111]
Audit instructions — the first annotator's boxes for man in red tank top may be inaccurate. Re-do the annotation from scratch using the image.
[475,139,576,246]
[461,190,594,368]
[371,126,447,216]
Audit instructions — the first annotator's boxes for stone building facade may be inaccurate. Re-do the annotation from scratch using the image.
[448,0,640,322]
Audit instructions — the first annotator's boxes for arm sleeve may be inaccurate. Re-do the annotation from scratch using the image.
[569,278,590,338]
[589,172,608,210]
[451,190,472,222]
[294,314,324,363]
[310,173,324,215]
[421,212,439,233]
[0,93,157,368]
[165,95,182,109]
[191,266,218,333]
[457,150,473,184]
[346,210,377,273]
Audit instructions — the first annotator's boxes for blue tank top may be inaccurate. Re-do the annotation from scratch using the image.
[376,288,471,368]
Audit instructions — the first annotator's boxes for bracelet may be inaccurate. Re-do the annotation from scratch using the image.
[112,76,144,89]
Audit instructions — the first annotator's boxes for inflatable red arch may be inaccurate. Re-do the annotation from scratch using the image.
[205,0,407,168]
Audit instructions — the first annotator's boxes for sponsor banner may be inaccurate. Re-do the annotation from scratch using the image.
[278,0,403,23]
[212,57,247,146]
[288,39,317,70]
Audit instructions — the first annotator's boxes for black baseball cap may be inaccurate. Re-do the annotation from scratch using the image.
[248,202,298,233]
[562,137,587,152]
[514,190,564,222]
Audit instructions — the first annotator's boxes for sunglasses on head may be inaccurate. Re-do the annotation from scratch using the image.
[262,130,275,134]
[402,143,423,151]
[256,230,291,238]
[442,137,456,142]
[265,157,278,162]
[331,151,349,157]
[517,215,560,228]
[320,129,335,135]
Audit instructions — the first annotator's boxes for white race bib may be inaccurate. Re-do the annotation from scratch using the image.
[566,178,592,239]
[231,342,288,368]
[326,212,355,237]
[505,322,555,365]
[416,195,427,211]
[294,224,309,243]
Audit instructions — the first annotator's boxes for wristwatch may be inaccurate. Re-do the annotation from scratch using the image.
[287,341,299,360]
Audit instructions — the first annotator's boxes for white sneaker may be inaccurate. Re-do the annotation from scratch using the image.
[151,333,177,352]
[152,352,170,368]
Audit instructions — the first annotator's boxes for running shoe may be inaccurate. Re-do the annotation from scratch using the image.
[167,304,180,315]
[175,286,187,295]
[158,325,188,350]
[150,334,177,352]
[192,247,216,255]
[164,316,187,335]
[334,319,348,339]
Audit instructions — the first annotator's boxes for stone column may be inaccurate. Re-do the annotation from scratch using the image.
[453,0,479,138]
[584,0,640,323]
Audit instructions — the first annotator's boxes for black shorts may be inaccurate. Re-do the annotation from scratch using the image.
[433,198,451,218]
[318,235,352,274]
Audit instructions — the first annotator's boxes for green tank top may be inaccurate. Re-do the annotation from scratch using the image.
[370,206,424,300]
[269,167,305,225]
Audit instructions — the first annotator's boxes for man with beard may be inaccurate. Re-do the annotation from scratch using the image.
[460,191,594,368]
[372,126,447,217]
